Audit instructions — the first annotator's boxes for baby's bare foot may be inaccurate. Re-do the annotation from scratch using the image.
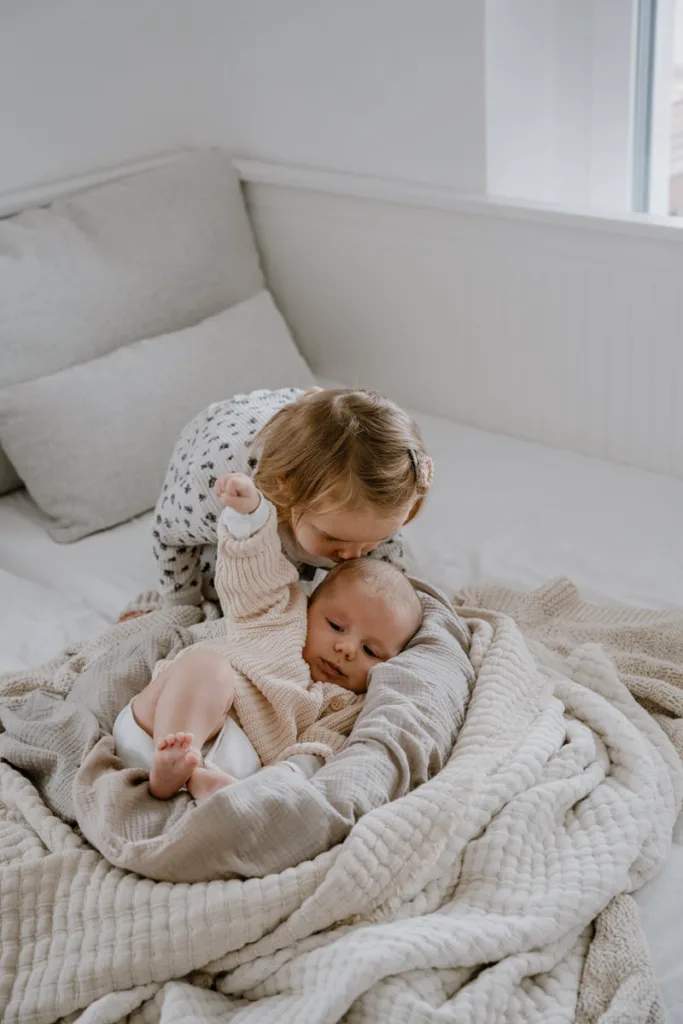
[187,766,235,802]
[149,732,201,799]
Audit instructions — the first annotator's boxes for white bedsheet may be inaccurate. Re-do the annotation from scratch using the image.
[0,411,682,1016]
[404,412,683,612]
[0,492,155,672]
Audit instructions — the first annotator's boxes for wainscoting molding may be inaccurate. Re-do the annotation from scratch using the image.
[238,158,683,480]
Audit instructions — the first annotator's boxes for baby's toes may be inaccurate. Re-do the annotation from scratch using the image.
[185,747,201,769]
[159,733,180,750]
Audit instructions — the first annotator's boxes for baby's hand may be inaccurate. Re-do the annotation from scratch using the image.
[215,473,261,515]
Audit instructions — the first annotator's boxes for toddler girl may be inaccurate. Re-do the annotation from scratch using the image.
[122,387,433,617]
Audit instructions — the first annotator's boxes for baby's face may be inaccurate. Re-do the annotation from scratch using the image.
[303,576,417,694]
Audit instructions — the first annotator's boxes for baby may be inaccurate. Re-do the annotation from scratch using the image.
[113,473,422,800]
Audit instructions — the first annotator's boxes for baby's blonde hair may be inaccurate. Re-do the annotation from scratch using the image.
[254,388,432,523]
[315,557,422,637]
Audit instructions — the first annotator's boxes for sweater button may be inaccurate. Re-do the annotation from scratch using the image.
[329,697,345,711]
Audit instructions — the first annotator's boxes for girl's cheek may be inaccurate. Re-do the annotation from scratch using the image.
[303,533,318,554]
[292,522,308,547]
[295,524,323,556]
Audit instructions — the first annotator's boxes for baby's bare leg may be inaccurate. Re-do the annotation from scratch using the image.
[187,766,236,802]
[134,648,235,799]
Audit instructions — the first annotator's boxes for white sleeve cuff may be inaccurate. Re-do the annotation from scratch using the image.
[281,754,324,780]
[220,494,272,539]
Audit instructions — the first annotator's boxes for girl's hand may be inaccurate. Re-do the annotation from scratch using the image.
[119,610,150,622]
[215,473,261,515]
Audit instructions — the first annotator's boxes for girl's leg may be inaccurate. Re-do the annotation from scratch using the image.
[134,648,235,799]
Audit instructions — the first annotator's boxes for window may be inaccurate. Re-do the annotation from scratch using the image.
[632,0,656,211]
[485,1,682,218]
[638,0,683,214]
[668,3,683,211]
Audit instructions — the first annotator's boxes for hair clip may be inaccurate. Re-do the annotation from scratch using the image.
[409,450,434,490]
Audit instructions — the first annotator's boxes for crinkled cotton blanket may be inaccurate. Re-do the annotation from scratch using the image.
[0,578,681,1024]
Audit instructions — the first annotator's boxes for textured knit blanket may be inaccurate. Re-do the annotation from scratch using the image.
[0,579,681,1023]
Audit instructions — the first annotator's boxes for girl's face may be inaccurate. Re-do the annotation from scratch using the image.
[291,504,410,562]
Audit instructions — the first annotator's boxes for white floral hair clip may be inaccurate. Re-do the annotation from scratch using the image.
[408,450,434,490]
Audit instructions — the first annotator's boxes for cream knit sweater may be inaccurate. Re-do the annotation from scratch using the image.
[153,500,364,766]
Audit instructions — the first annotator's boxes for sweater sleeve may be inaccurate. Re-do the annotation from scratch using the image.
[214,501,301,627]
[216,499,318,767]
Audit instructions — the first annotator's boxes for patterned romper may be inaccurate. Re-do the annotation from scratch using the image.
[152,387,407,606]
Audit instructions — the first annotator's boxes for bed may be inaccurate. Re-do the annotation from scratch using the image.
[4,404,683,672]
[0,151,681,1021]
[1,404,681,1016]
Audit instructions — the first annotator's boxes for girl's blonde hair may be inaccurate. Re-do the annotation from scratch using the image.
[254,388,433,524]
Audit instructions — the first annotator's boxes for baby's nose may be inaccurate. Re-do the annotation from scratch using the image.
[335,638,356,659]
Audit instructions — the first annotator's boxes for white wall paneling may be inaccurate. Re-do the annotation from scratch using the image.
[238,159,683,480]
[3,142,681,481]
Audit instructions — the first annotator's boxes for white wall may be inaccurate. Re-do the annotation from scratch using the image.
[485,1,555,204]
[0,0,487,200]
[211,0,486,189]
[0,2,648,215]
[0,1,218,198]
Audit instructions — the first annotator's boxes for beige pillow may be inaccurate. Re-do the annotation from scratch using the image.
[0,292,314,541]
[0,150,264,495]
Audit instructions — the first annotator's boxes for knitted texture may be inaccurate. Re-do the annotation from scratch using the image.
[152,504,364,766]
[456,577,683,759]
[152,387,408,606]
[0,579,680,1022]
[119,589,163,618]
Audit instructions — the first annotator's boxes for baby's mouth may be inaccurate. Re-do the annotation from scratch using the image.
[321,658,345,679]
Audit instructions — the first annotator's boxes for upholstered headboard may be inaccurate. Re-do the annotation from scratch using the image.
[0,150,314,539]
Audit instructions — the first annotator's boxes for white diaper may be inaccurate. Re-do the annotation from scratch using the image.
[112,701,262,780]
